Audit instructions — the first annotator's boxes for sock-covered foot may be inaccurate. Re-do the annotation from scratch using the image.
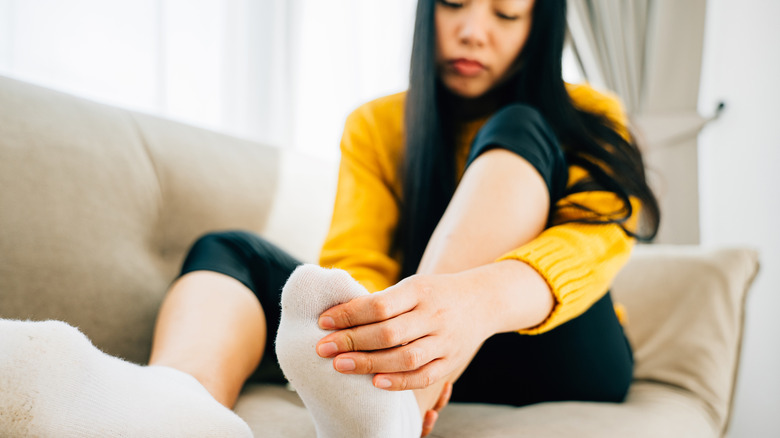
[276,264,422,438]
[0,319,253,438]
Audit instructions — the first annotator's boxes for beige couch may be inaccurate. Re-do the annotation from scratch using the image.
[0,74,760,437]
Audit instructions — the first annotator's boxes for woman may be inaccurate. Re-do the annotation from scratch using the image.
[1,0,659,436]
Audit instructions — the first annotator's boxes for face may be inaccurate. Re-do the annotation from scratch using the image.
[435,0,535,98]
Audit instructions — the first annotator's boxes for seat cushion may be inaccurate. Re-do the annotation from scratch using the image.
[234,382,717,438]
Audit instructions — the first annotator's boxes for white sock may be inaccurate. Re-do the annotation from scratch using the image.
[0,319,253,438]
[275,264,422,438]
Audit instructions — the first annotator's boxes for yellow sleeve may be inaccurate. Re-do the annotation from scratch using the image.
[499,84,638,335]
[318,105,401,293]
[497,191,639,335]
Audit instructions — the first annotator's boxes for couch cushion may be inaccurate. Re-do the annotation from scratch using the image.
[235,382,717,438]
[0,75,279,363]
[435,382,718,438]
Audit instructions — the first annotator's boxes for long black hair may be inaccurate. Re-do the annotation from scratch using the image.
[396,0,661,279]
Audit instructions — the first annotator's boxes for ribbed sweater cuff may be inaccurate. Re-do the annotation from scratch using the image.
[496,232,606,335]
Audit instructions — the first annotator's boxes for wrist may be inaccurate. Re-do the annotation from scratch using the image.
[453,260,554,336]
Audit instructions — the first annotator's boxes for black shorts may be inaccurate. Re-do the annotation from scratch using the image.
[177,104,633,405]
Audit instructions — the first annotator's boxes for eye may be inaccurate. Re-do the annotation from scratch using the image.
[437,0,465,9]
[496,11,520,21]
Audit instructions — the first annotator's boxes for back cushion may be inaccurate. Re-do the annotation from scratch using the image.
[0,76,279,363]
[611,245,759,432]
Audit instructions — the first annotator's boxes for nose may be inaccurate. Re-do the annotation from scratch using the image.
[457,7,489,48]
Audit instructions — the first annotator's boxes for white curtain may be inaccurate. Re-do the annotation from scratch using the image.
[291,0,417,159]
[0,0,417,161]
[567,0,713,244]
[567,0,650,114]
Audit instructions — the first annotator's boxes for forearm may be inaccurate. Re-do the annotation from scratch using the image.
[451,259,554,336]
[412,148,555,336]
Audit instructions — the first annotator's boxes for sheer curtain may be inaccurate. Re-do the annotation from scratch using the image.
[291,0,417,160]
[567,0,713,244]
[0,0,417,161]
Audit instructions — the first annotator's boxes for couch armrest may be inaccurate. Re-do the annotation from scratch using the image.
[612,245,759,435]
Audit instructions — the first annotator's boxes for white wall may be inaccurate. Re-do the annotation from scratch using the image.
[698,0,780,434]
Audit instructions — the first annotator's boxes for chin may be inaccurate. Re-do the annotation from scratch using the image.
[443,80,490,99]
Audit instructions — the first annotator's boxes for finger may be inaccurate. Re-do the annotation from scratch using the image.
[433,381,453,412]
[373,358,448,391]
[317,312,432,358]
[331,335,440,374]
[421,410,438,437]
[318,284,417,330]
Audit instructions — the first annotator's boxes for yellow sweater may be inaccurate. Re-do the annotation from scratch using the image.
[319,83,637,335]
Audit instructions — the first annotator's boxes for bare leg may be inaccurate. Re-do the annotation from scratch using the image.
[412,149,551,414]
[149,271,266,408]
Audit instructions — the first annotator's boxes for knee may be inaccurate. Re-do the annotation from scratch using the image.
[472,104,561,160]
[467,103,568,202]
[187,230,291,268]
[191,230,254,249]
[487,103,548,130]
[186,230,270,263]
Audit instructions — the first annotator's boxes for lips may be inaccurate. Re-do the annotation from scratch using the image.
[450,58,485,77]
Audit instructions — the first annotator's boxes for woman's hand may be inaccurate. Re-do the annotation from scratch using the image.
[314,272,494,391]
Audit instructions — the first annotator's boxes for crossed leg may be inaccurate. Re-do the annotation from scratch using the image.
[149,271,267,408]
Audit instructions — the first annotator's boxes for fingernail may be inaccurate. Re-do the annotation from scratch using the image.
[375,378,392,388]
[334,358,356,371]
[319,316,335,329]
[317,342,338,357]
